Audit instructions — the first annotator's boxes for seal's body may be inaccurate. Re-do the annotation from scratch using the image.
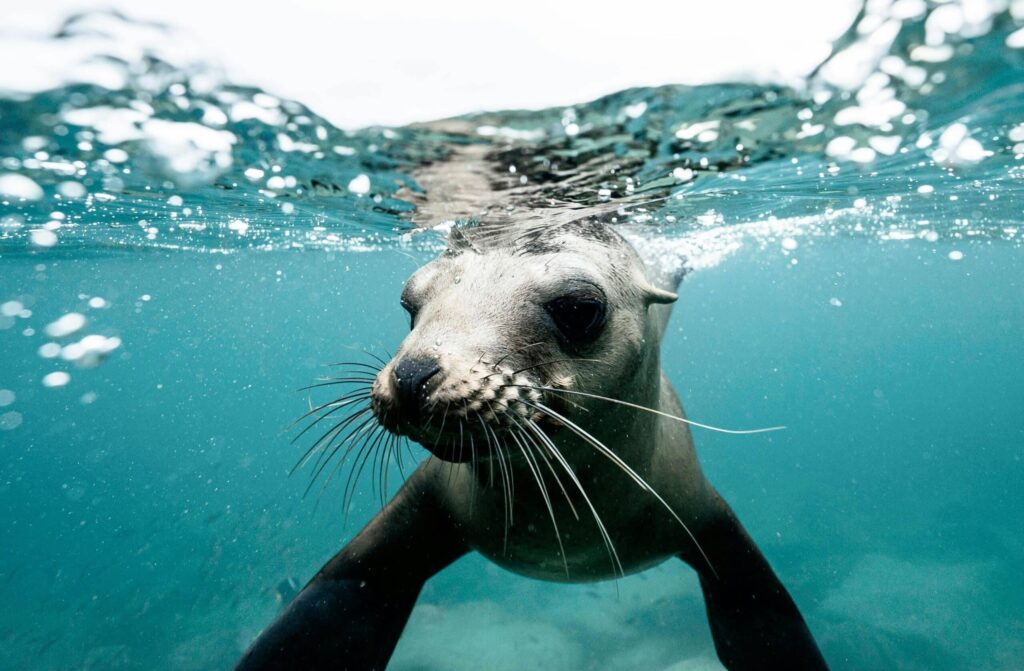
[235,222,829,670]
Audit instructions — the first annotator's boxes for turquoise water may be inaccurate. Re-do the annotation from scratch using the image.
[2,6,1023,670]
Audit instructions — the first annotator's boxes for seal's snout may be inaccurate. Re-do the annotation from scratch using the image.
[370,349,546,462]
[393,356,442,422]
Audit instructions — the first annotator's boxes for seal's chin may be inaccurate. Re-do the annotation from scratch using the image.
[370,365,554,463]
[382,422,501,463]
[418,438,477,463]
[380,409,567,464]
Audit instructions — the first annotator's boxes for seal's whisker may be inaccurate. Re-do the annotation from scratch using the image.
[496,429,516,532]
[468,431,478,518]
[291,406,371,475]
[523,417,623,577]
[304,416,378,496]
[513,385,786,435]
[295,400,370,455]
[289,391,370,436]
[376,430,397,509]
[318,424,381,508]
[491,431,513,554]
[479,412,513,545]
[326,361,383,373]
[297,378,376,392]
[294,387,370,419]
[340,423,389,513]
[485,402,516,505]
[328,424,386,514]
[370,427,386,508]
[307,412,378,484]
[527,400,717,580]
[378,433,392,506]
[483,357,604,381]
[444,424,460,489]
[509,414,579,521]
[508,425,570,579]
[476,411,496,489]
[522,400,646,487]
[485,342,545,371]
[501,432,516,537]
[457,419,466,466]
[432,401,451,447]
[382,434,401,504]
[393,434,409,479]
[305,407,373,466]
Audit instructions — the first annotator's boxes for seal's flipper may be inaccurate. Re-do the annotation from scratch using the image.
[685,500,829,671]
[234,472,468,671]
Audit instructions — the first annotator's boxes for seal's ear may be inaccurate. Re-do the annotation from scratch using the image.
[642,284,678,305]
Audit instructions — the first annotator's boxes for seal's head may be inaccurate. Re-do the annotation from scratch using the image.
[371,220,676,462]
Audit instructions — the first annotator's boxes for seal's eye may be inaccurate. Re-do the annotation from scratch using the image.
[545,296,606,345]
[400,298,418,329]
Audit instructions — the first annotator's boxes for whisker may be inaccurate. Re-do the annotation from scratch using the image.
[485,357,604,380]
[288,390,370,434]
[525,400,717,579]
[378,432,393,506]
[304,416,378,495]
[490,429,513,554]
[318,424,383,506]
[485,404,516,511]
[340,424,389,512]
[484,415,515,549]
[523,417,623,576]
[468,431,477,518]
[508,426,570,578]
[393,433,408,480]
[476,411,496,488]
[508,413,579,520]
[480,342,546,374]
[457,419,466,465]
[290,406,371,475]
[326,361,383,373]
[370,425,394,508]
[297,378,376,392]
[511,385,786,435]
[432,401,451,447]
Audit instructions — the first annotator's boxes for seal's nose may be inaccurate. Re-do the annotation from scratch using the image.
[392,356,442,421]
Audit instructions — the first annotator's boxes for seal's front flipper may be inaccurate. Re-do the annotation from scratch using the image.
[686,501,829,671]
[234,472,468,671]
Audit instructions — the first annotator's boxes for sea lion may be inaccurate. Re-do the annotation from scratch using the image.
[234,219,829,670]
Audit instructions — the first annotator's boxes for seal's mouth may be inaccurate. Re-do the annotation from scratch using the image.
[386,405,565,463]
[373,385,562,464]
[367,357,575,464]
[288,356,580,507]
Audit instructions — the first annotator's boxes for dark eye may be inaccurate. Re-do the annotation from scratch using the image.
[400,298,418,329]
[545,296,606,345]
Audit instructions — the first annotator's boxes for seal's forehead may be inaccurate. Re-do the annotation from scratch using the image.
[444,219,629,258]
[410,245,619,301]
[512,219,627,256]
[403,220,647,301]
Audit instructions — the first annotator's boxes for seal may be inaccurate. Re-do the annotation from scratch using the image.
[234,220,829,671]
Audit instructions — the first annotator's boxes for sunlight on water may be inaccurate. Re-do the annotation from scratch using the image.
[1,3,1023,670]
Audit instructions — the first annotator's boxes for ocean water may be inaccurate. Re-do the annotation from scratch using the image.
[1,4,1023,670]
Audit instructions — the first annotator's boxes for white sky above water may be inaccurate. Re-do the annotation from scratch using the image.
[9,0,861,128]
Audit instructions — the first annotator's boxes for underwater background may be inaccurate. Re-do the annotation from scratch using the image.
[1,2,1023,669]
